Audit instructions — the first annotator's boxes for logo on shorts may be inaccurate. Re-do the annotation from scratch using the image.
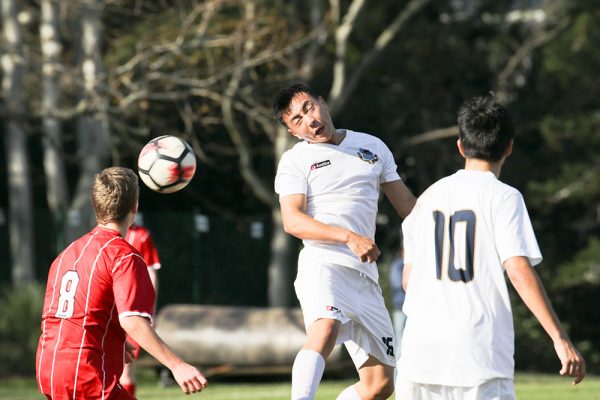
[382,336,394,357]
[325,305,341,313]
[311,160,331,170]
[357,148,378,164]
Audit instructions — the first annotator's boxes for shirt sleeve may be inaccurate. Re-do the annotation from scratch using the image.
[112,252,156,323]
[139,230,161,270]
[495,191,543,267]
[378,139,401,184]
[275,150,307,198]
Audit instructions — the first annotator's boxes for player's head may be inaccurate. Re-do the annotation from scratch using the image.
[92,167,139,224]
[457,95,514,162]
[272,83,321,128]
[272,82,337,144]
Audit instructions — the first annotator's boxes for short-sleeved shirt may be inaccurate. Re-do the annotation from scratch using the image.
[36,226,155,399]
[126,224,161,270]
[398,170,542,386]
[275,129,401,282]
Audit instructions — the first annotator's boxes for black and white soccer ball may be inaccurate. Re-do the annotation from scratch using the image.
[137,135,197,193]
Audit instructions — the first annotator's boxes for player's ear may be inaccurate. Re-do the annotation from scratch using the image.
[457,139,466,157]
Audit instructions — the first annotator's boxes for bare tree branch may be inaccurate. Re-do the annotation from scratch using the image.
[495,1,571,104]
[221,1,274,207]
[329,0,432,115]
[403,126,459,147]
[328,0,367,106]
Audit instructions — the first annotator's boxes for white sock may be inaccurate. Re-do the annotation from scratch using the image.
[336,384,362,400]
[291,349,326,400]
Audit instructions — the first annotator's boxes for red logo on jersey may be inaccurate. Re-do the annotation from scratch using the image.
[325,305,340,313]
[311,160,331,170]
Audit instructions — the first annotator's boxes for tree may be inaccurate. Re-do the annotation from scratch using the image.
[66,0,112,242]
[103,0,434,306]
[40,0,69,249]
[1,0,36,286]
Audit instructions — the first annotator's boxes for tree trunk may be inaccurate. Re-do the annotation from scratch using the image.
[267,127,299,307]
[40,0,68,250]
[268,208,300,307]
[67,0,110,241]
[2,0,36,285]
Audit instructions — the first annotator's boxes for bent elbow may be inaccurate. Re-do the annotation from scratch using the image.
[282,218,303,238]
[282,222,300,237]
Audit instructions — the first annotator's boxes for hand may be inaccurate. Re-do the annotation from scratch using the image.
[346,232,381,263]
[124,341,137,364]
[554,338,586,385]
[171,362,208,394]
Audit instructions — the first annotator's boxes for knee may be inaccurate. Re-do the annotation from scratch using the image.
[376,376,395,399]
[362,375,395,400]
[305,319,340,356]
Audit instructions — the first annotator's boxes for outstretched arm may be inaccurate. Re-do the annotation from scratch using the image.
[120,315,208,394]
[504,256,585,385]
[279,194,381,263]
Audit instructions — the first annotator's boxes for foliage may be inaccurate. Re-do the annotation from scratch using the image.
[0,283,44,377]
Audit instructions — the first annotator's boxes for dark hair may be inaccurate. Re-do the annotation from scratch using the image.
[91,167,139,224]
[457,96,515,161]
[272,83,320,127]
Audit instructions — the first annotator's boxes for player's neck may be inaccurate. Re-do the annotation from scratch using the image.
[97,221,129,237]
[464,158,503,178]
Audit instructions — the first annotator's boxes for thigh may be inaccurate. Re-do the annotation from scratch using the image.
[294,263,357,329]
[358,355,394,384]
[350,277,396,367]
[304,318,341,356]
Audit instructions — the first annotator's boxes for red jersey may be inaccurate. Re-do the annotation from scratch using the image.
[36,226,155,400]
[125,224,161,270]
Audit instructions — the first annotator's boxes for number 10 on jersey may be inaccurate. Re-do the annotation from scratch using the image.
[433,210,476,283]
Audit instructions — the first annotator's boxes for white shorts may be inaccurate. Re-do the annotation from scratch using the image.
[395,377,515,400]
[294,259,396,369]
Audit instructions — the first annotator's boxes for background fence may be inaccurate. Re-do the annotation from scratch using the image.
[0,209,277,309]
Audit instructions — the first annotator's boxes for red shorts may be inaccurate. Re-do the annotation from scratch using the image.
[45,385,136,400]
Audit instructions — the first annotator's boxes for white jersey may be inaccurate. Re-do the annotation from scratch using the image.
[275,129,401,282]
[398,169,542,386]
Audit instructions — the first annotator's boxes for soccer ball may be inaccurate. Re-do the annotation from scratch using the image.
[137,135,197,193]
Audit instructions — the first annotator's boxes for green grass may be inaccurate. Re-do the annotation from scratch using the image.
[2,372,598,400]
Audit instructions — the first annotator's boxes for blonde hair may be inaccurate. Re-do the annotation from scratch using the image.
[91,167,139,224]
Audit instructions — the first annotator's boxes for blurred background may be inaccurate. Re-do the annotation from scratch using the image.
[0,0,598,379]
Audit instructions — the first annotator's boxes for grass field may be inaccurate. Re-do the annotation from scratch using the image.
[2,372,598,400]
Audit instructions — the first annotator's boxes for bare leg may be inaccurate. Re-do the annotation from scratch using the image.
[354,356,395,400]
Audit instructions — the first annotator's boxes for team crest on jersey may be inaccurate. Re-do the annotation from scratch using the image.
[357,148,378,164]
[311,160,331,170]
